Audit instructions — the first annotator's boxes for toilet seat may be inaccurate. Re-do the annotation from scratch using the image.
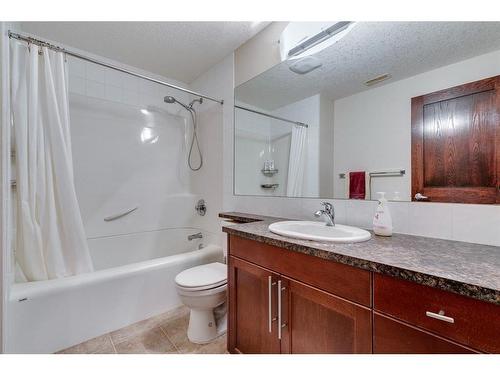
[175,262,227,292]
[176,282,227,297]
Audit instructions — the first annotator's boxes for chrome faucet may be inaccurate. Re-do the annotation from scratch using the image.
[314,202,335,226]
[188,232,203,241]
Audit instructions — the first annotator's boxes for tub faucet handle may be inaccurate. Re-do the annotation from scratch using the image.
[195,199,206,216]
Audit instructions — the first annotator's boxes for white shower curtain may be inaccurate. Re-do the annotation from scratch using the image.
[11,41,93,281]
[286,125,307,197]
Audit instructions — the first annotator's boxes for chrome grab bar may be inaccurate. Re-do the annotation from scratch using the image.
[103,206,139,222]
[426,310,454,323]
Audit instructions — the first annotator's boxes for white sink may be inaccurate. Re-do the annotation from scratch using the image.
[268,221,371,243]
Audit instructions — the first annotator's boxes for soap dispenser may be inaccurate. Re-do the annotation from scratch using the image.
[373,192,393,236]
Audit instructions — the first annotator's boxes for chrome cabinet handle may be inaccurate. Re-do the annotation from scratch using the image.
[426,310,454,324]
[278,280,287,340]
[414,193,429,201]
[268,276,277,333]
[103,206,139,221]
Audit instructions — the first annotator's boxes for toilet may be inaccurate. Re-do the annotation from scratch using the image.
[175,262,227,344]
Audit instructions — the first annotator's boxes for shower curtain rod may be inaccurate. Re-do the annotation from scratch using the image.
[8,30,224,105]
[235,105,308,128]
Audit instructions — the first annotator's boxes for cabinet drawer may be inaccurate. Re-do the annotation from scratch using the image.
[229,235,371,306]
[374,274,500,353]
[373,313,476,354]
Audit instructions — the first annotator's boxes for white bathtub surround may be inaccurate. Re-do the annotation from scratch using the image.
[6,228,223,353]
[11,41,92,281]
[4,37,227,353]
[286,125,307,197]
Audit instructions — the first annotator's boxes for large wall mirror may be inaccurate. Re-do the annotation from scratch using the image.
[234,22,500,203]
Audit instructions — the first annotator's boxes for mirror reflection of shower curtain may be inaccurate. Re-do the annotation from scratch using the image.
[11,41,93,281]
[286,125,307,197]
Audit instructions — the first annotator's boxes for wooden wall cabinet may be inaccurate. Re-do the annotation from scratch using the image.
[411,75,500,204]
[227,234,500,354]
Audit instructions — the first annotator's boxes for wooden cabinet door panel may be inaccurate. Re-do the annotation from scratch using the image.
[228,256,280,354]
[411,75,500,204]
[280,277,372,354]
[374,313,476,354]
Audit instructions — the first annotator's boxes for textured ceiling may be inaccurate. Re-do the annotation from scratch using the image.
[236,22,500,110]
[20,21,270,83]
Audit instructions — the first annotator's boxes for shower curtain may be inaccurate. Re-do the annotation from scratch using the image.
[11,41,93,281]
[286,125,307,197]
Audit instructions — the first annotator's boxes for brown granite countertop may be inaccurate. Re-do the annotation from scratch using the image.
[220,212,500,305]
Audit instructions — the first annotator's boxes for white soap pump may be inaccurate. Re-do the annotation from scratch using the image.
[373,192,393,236]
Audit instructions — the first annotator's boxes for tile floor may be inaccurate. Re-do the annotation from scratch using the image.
[57,306,228,354]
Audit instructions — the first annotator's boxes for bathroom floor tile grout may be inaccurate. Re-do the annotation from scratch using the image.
[57,307,226,354]
[159,325,181,353]
[108,334,118,354]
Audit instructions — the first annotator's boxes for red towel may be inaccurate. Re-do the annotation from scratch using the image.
[349,171,366,199]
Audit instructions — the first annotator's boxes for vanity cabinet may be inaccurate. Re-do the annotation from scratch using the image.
[228,235,372,354]
[227,233,500,354]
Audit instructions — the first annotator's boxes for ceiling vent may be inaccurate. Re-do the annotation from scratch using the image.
[364,74,392,86]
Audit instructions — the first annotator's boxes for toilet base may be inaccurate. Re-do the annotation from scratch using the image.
[187,308,227,344]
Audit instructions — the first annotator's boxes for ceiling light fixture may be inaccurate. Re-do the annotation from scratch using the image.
[285,22,354,59]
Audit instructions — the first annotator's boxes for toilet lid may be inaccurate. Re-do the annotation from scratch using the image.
[175,262,227,290]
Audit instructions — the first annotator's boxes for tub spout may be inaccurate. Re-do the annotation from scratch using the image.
[188,232,203,241]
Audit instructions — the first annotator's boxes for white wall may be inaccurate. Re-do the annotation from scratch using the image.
[234,22,288,86]
[189,53,234,242]
[333,48,500,201]
[0,22,9,354]
[0,21,23,353]
[319,95,334,197]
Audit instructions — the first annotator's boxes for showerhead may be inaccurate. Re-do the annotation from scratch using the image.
[164,95,203,110]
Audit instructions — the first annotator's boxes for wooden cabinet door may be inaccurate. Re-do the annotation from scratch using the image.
[373,313,477,354]
[280,277,372,354]
[411,75,500,204]
[228,256,280,354]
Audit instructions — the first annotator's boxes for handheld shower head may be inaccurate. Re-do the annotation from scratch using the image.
[164,95,192,111]
[163,94,204,171]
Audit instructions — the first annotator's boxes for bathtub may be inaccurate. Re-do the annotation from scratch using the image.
[6,228,224,353]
